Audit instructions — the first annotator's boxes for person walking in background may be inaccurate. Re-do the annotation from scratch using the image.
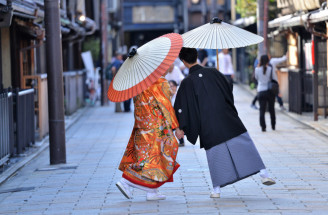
[165,63,185,85]
[88,79,96,106]
[168,80,178,107]
[269,53,287,111]
[178,57,201,77]
[217,49,234,87]
[175,48,275,199]
[168,80,184,147]
[111,52,123,112]
[255,55,277,132]
[116,71,180,201]
[165,63,185,147]
[198,49,208,66]
[122,54,132,112]
[251,53,287,111]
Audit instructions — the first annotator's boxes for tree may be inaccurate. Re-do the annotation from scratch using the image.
[236,0,277,18]
[82,37,100,65]
[236,0,257,18]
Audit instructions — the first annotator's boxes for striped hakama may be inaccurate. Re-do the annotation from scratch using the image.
[205,132,265,188]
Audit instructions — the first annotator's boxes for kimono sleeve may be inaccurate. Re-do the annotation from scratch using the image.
[152,80,179,130]
[174,78,200,145]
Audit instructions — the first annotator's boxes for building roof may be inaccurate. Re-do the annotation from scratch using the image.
[0,0,44,18]
[269,8,328,29]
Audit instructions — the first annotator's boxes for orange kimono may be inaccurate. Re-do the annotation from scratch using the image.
[119,78,180,188]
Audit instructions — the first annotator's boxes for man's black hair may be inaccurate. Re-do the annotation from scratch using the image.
[179,47,198,64]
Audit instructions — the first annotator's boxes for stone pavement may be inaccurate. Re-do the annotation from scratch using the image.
[0,85,328,215]
[0,107,87,186]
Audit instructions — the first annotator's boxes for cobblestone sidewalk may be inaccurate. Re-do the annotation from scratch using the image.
[0,85,327,215]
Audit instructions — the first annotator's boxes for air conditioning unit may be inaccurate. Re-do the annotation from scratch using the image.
[108,0,118,13]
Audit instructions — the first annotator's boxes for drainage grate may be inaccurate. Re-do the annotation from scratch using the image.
[0,187,35,194]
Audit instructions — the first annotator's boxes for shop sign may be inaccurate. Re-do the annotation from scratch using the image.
[132,6,174,23]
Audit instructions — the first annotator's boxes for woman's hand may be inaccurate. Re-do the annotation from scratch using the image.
[175,128,185,139]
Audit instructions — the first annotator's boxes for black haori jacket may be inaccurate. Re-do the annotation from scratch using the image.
[174,64,247,150]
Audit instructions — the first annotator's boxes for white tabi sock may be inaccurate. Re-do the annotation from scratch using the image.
[259,169,270,178]
[147,188,158,193]
[122,178,155,193]
[213,186,221,194]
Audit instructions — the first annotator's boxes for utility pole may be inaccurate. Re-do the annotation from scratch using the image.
[99,0,108,106]
[183,0,188,32]
[257,0,268,58]
[0,33,2,91]
[312,35,319,121]
[44,0,66,164]
[327,21,328,88]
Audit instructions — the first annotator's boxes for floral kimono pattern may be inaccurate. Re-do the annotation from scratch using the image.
[119,78,180,188]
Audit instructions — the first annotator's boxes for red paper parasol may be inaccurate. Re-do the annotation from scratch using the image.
[107,33,183,102]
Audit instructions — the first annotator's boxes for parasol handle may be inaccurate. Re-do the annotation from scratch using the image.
[216,49,219,71]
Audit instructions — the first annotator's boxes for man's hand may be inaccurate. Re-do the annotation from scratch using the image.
[175,128,185,139]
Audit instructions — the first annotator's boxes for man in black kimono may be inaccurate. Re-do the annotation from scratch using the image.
[174,48,275,198]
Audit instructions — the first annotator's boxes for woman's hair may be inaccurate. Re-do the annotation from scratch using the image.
[259,55,270,75]
[168,80,178,87]
[179,47,198,64]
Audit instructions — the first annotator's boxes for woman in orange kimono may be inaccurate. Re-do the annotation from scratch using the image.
[116,76,180,201]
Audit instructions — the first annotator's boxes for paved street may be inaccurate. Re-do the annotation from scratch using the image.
[0,85,328,215]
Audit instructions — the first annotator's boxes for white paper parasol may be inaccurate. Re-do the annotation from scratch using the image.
[183,17,263,49]
[182,17,264,69]
[107,33,183,102]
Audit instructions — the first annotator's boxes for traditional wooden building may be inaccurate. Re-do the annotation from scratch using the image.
[268,0,328,120]
[121,0,183,49]
[120,0,230,49]
[0,0,97,165]
[188,0,229,28]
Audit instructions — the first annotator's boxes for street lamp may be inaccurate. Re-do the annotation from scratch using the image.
[79,15,86,22]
